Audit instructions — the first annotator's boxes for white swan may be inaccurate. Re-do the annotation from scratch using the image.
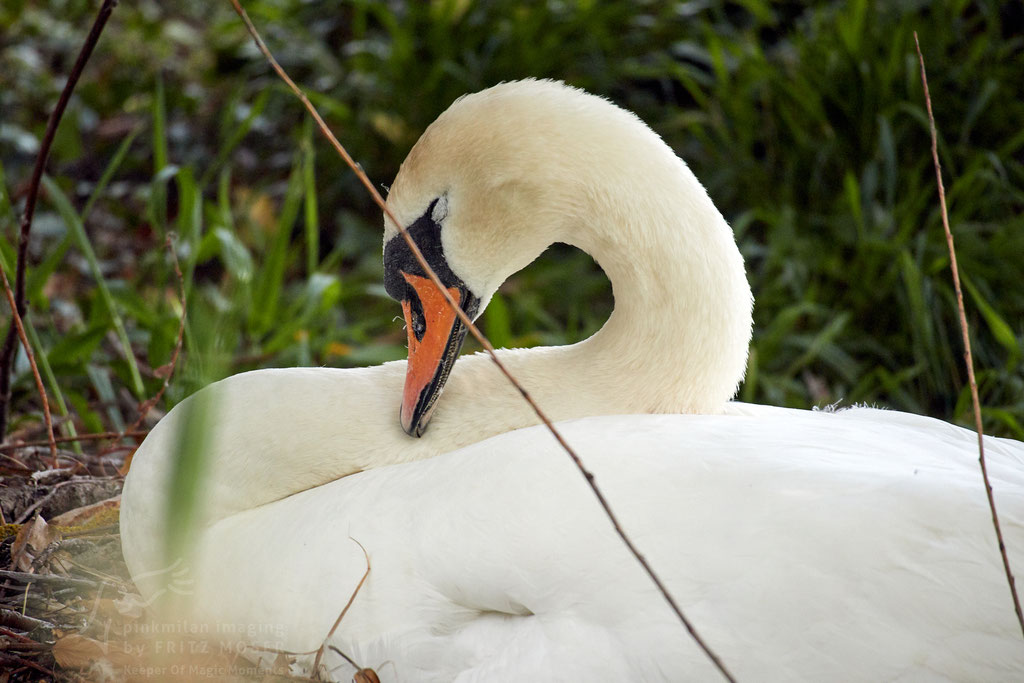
[120,80,1024,681]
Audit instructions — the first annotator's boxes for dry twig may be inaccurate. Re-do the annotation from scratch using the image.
[312,538,371,678]
[227,2,736,679]
[0,625,38,642]
[0,0,119,437]
[246,540,372,673]
[0,651,56,677]
[0,608,54,633]
[0,267,56,465]
[0,570,102,592]
[914,31,1024,638]
[0,430,148,453]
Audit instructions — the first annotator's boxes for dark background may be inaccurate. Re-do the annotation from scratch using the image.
[1,0,1022,439]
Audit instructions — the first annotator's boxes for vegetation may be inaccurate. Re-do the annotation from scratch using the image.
[1,0,1022,444]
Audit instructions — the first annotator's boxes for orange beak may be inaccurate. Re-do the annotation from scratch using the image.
[399,272,471,436]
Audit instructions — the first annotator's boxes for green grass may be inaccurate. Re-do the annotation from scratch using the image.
[0,0,1021,438]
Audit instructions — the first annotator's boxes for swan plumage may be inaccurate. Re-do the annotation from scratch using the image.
[120,80,1024,681]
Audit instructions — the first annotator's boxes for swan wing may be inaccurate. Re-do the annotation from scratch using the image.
[174,411,1024,681]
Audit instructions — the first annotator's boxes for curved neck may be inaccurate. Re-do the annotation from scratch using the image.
[556,160,753,415]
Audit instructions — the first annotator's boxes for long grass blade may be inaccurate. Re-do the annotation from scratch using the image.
[302,118,320,277]
[199,89,271,189]
[252,161,303,335]
[27,127,140,305]
[40,175,146,397]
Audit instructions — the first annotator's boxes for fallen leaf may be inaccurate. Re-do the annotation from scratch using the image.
[10,515,59,572]
[52,633,135,669]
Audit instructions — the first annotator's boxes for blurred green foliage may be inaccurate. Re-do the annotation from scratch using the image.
[0,0,1022,438]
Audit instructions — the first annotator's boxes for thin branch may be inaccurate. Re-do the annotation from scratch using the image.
[0,609,54,633]
[0,640,50,652]
[242,541,372,675]
[0,0,118,436]
[914,31,1024,638]
[228,2,735,680]
[0,625,38,642]
[0,265,56,465]
[0,652,57,678]
[0,570,102,591]
[0,430,148,453]
[312,538,370,678]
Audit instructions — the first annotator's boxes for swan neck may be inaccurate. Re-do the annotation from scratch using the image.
[559,177,752,414]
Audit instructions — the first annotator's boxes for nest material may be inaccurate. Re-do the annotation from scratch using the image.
[0,445,328,682]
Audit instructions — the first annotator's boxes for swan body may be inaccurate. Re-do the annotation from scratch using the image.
[138,408,1024,682]
[120,80,1024,681]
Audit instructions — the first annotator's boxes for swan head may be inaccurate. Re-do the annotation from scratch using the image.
[384,79,752,436]
[383,80,589,436]
[383,194,482,437]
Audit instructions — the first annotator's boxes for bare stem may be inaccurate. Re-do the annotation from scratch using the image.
[914,31,1024,638]
[312,538,371,678]
[0,0,118,437]
[228,1,736,679]
[0,264,56,464]
[0,429,149,453]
